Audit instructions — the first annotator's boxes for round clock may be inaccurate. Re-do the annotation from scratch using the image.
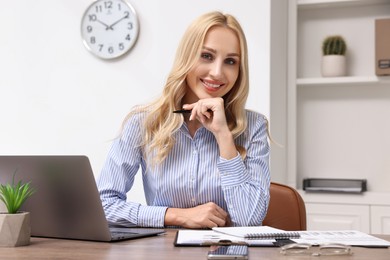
[80,0,139,59]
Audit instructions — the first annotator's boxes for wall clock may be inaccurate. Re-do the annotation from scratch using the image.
[81,0,139,59]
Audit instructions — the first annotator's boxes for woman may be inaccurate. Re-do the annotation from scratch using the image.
[98,11,270,229]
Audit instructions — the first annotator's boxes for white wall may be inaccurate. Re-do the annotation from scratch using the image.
[0,0,270,204]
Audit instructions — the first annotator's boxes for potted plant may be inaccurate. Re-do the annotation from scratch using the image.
[0,170,35,247]
[321,35,347,77]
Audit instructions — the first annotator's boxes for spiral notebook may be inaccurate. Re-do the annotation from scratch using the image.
[212,226,300,240]
[174,229,289,247]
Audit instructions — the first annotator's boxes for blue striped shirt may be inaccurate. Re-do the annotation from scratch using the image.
[97,109,270,228]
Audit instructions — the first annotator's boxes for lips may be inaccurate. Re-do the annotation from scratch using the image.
[201,79,224,91]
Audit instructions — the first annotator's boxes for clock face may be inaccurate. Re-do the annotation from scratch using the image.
[81,0,139,59]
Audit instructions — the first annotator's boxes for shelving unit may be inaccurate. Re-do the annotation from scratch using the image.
[297,76,390,87]
[282,0,390,234]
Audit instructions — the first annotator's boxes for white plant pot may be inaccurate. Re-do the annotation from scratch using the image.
[321,55,347,77]
[0,212,31,247]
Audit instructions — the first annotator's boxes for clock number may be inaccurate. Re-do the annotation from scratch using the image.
[124,11,130,19]
[108,46,114,54]
[95,5,102,13]
[127,22,133,30]
[89,14,97,22]
[104,1,113,9]
[90,37,96,44]
[117,3,122,11]
[87,26,93,33]
[95,1,112,12]
[119,43,124,50]
[99,44,104,52]
[125,34,131,41]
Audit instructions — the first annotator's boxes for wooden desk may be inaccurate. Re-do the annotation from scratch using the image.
[1,229,389,260]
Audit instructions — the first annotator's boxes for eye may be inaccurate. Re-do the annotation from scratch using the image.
[225,58,238,65]
[201,52,213,61]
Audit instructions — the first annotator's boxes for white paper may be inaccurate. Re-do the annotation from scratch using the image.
[175,230,275,246]
[293,230,390,247]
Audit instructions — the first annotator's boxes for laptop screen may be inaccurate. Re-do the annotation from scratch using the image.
[0,155,113,241]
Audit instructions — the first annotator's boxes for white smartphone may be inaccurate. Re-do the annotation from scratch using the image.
[207,245,249,260]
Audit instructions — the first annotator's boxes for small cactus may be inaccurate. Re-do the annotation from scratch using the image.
[322,35,347,56]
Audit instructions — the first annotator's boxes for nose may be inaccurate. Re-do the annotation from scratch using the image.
[209,60,223,79]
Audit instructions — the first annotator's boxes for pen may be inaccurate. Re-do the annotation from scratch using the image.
[173,109,191,114]
[201,240,248,246]
[173,109,213,114]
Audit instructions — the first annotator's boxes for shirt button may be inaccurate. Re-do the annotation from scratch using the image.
[191,198,196,202]
[193,150,197,155]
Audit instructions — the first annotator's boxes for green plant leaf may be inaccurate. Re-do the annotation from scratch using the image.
[0,169,35,214]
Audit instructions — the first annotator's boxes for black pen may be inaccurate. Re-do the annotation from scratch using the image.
[173,109,213,114]
[173,109,192,114]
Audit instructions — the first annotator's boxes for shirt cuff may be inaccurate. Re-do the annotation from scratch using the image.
[217,153,250,187]
[137,205,168,228]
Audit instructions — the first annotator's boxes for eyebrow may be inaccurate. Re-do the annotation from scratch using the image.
[202,46,240,58]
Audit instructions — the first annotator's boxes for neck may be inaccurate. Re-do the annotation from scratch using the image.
[185,117,202,137]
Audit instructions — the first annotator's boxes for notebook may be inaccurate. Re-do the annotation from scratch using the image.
[0,155,165,242]
[174,229,293,247]
[212,226,300,239]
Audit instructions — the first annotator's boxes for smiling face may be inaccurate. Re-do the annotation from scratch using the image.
[184,26,241,104]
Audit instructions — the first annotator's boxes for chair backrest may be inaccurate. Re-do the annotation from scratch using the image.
[263,182,307,231]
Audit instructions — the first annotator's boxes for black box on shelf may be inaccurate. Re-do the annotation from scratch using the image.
[375,18,390,76]
[303,178,367,193]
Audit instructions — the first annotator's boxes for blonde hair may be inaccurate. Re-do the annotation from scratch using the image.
[124,11,250,165]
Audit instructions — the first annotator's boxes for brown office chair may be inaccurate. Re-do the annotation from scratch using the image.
[263,182,307,231]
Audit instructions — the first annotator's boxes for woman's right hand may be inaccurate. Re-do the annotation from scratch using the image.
[164,202,230,228]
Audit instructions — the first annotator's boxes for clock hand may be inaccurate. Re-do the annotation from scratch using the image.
[108,14,129,30]
[96,19,112,30]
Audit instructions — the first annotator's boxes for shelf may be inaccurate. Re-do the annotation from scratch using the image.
[297,76,390,87]
[298,0,390,9]
[298,190,390,207]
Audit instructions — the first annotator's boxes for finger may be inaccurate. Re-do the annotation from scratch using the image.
[206,205,228,227]
[182,103,194,110]
[210,215,226,227]
[205,219,220,229]
[181,104,195,121]
[200,107,212,119]
[189,110,195,121]
[213,204,228,218]
[204,202,227,218]
[203,110,212,119]
[193,110,208,123]
[197,103,214,119]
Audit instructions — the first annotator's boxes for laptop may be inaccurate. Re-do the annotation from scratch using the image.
[0,155,165,242]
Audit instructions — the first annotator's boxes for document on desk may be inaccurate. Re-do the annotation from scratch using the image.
[293,230,390,247]
[212,226,300,239]
[174,229,284,247]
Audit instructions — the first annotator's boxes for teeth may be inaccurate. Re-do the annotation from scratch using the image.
[204,81,221,88]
